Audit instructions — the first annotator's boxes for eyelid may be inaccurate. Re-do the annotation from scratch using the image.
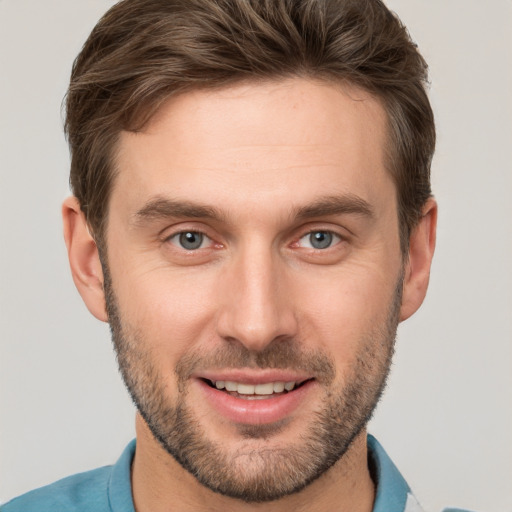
[161,222,210,241]
[160,223,347,250]
[291,222,348,243]
[161,223,226,253]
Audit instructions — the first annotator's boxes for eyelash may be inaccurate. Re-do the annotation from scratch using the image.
[164,228,344,252]
[166,231,215,251]
[295,230,342,250]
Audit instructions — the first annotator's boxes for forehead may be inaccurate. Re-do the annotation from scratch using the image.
[113,78,392,220]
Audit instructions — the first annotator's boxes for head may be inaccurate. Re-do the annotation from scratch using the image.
[63,0,437,504]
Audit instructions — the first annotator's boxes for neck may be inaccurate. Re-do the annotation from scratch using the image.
[131,414,375,512]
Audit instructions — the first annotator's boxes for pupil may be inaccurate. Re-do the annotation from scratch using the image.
[179,232,203,250]
[310,231,332,249]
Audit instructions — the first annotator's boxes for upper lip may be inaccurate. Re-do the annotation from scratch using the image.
[193,369,313,386]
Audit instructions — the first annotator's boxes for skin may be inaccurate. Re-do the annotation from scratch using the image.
[63,78,437,512]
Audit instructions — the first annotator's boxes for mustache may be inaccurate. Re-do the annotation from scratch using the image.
[175,338,336,386]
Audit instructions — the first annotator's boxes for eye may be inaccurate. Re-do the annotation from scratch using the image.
[168,231,210,250]
[298,230,341,250]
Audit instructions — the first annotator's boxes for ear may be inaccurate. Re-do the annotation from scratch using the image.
[400,198,437,322]
[62,196,108,322]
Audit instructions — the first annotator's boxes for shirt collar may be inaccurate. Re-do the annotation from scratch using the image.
[108,439,136,512]
[368,434,423,512]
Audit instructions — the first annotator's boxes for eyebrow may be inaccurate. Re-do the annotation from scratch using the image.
[133,197,225,225]
[293,194,374,220]
[132,193,374,227]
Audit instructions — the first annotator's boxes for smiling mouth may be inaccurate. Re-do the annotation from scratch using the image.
[202,379,311,399]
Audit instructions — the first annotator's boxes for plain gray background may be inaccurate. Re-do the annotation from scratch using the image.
[1,1,511,510]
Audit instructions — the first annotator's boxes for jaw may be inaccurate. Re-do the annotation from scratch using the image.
[133,412,374,512]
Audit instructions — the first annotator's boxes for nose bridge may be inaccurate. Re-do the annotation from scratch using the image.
[217,238,296,351]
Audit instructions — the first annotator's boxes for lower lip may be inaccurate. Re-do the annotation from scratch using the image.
[196,379,315,425]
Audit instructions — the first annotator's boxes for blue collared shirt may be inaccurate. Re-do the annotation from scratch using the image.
[1,436,472,512]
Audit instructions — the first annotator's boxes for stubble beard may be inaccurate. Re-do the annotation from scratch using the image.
[103,264,402,503]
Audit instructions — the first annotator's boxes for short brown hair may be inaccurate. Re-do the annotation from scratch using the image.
[65,0,435,252]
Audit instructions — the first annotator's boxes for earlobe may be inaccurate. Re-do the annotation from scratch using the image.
[400,198,437,322]
[62,197,108,322]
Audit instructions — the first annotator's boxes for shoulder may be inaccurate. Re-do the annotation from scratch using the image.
[1,439,136,512]
[1,465,113,512]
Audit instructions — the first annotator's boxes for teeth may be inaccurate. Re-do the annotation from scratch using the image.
[237,383,255,395]
[225,381,237,392]
[255,383,274,395]
[212,380,298,395]
[273,382,285,393]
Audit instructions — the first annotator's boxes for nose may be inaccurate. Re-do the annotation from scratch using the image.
[216,243,298,352]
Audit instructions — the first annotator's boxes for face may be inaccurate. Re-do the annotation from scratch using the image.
[103,79,404,501]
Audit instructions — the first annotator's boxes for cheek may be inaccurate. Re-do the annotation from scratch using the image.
[111,264,220,360]
[292,264,398,358]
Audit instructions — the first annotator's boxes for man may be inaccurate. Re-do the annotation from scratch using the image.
[0,1,471,511]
